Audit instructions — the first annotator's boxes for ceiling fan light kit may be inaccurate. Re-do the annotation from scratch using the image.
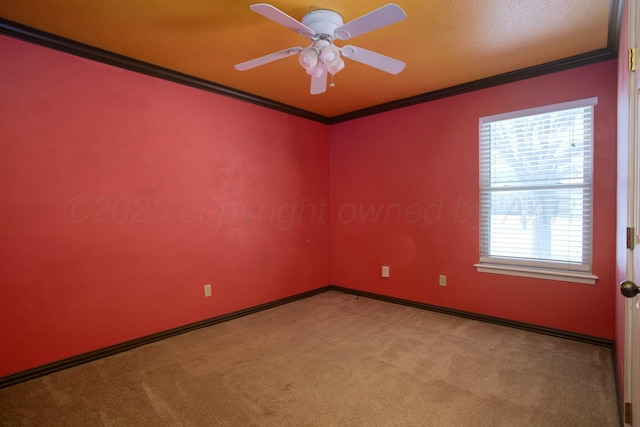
[234,3,407,95]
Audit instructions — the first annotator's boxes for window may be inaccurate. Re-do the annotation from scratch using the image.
[474,97,598,284]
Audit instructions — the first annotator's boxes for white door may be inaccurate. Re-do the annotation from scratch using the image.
[623,2,640,426]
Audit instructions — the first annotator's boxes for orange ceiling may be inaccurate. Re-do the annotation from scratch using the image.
[0,1,616,119]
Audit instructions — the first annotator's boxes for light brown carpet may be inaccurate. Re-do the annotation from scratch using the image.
[0,291,619,426]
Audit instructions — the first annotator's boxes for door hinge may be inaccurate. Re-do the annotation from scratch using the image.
[627,227,635,250]
[630,48,637,72]
[625,402,632,424]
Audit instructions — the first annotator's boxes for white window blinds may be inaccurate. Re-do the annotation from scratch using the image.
[479,97,597,273]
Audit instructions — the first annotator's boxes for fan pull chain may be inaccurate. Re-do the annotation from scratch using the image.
[329,74,335,88]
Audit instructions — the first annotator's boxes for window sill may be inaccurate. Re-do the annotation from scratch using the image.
[474,263,598,284]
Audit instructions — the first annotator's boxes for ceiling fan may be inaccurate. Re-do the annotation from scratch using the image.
[234,3,407,95]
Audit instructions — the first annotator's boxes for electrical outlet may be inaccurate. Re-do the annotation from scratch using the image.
[439,275,447,287]
[382,266,390,278]
[204,284,212,297]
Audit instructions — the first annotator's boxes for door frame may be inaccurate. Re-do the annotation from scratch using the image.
[623,1,639,425]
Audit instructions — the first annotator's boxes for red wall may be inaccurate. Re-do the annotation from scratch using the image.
[0,36,330,377]
[0,32,620,379]
[330,60,618,339]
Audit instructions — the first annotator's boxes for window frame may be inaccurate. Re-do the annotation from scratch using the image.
[474,97,599,285]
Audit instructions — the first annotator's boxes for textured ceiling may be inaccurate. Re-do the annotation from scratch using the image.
[0,1,618,120]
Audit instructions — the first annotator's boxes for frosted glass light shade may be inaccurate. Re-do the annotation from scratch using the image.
[307,63,325,77]
[327,58,344,75]
[298,48,318,70]
[320,45,341,66]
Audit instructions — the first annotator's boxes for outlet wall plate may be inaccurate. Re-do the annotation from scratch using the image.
[204,284,212,297]
[382,266,390,278]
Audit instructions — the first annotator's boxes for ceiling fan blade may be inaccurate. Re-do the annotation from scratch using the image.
[334,4,406,40]
[235,47,302,71]
[250,3,315,38]
[310,66,328,95]
[341,45,405,74]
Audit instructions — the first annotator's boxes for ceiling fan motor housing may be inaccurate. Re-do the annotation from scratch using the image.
[301,9,344,39]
